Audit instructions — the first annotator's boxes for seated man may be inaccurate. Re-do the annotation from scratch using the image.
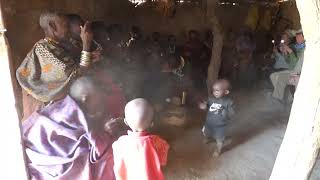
[16,11,97,121]
[271,32,291,71]
[287,36,305,88]
[270,31,305,103]
[23,76,125,180]
[260,31,292,85]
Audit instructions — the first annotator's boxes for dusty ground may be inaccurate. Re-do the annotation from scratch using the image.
[154,87,319,180]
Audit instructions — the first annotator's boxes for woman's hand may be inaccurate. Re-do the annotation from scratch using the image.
[91,49,102,63]
[80,21,93,51]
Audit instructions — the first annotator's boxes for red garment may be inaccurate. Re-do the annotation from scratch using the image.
[112,131,169,180]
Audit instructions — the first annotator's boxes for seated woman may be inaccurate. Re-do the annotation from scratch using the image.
[16,11,98,121]
[23,76,126,180]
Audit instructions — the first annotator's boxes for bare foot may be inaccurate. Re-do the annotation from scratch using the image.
[223,138,232,147]
[212,151,220,157]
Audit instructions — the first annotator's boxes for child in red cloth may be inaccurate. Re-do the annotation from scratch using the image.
[112,98,169,180]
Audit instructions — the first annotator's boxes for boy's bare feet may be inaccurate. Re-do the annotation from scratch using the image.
[223,138,232,147]
[211,138,232,157]
[212,151,220,157]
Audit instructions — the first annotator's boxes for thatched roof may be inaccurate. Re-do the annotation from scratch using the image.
[218,0,291,6]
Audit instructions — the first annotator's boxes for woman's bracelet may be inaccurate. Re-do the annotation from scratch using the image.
[80,51,92,67]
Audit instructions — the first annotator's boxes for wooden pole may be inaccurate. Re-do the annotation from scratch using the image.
[207,0,223,94]
[269,0,320,179]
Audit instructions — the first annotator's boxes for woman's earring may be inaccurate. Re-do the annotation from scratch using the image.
[81,95,87,103]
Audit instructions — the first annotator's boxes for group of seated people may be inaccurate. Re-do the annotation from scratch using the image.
[220,27,305,104]
[104,23,212,99]
[268,29,305,103]
[92,19,212,105]
[15,11,214,179]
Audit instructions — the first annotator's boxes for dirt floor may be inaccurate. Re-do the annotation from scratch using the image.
[153,86,320,180]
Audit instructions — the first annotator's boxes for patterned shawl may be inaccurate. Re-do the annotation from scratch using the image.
[16,38,79,102]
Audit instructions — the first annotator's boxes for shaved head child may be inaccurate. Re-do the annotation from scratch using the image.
[199,79,235,157]
[112,98,169,180]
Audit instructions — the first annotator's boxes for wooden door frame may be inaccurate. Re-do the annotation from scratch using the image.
[0,2,28,180]
[0,0,318,179]
[270,0,320,179]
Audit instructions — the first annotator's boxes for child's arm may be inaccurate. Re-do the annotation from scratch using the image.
[151,136,170,166]
[199,97,210,110]
[199,101,208,110]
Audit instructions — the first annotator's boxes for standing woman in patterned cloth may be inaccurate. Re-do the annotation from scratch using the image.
[16,11,99,121]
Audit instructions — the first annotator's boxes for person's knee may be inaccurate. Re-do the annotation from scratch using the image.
[270,72,276,81]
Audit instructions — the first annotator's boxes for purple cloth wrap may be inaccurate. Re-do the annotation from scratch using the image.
[22,95,115,180]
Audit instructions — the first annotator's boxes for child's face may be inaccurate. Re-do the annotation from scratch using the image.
[296,34,304,44]
[212,83,226,98]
